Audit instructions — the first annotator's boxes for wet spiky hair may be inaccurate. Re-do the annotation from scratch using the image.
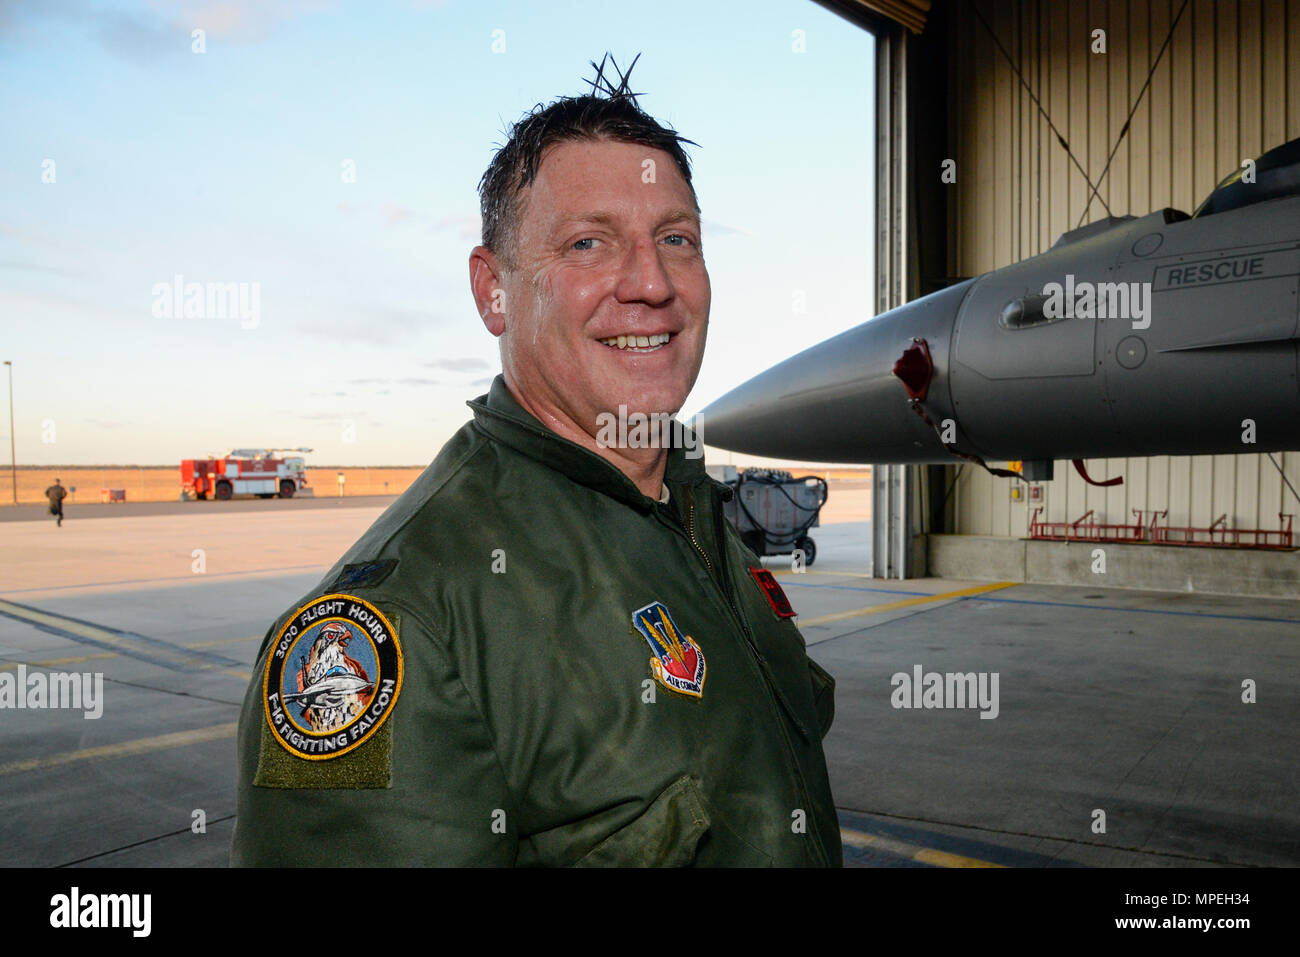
[477,53,700,268]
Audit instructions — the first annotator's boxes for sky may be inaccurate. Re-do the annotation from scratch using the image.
[0,0,875,467]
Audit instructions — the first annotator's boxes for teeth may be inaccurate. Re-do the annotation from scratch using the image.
[599,332,672,350]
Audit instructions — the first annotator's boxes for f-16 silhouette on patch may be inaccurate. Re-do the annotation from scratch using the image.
[283,621,375,733]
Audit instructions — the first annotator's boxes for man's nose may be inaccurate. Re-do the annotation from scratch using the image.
[614,237,674,305]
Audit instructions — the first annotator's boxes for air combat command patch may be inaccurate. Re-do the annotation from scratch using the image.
[263,594,403,760]
[632,600,706,698]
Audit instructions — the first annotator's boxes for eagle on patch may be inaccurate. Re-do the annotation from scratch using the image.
[285,621,373,733]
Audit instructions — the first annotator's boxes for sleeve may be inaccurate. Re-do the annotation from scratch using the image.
[230,597,519,866]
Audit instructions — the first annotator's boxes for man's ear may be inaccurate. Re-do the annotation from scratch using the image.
[469,246,508,337]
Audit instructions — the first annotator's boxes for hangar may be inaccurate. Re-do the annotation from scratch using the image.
[803,0,1300,595]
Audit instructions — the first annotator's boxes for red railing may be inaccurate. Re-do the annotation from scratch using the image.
[1029,508,1147,542]
[1029,508,1294,549]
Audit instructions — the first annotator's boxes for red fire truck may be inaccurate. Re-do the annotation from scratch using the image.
[181,448,313,501]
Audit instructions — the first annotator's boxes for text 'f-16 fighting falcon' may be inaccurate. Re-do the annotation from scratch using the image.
[700,137,1300,471]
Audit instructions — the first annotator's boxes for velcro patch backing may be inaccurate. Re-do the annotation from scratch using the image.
[254,719,392,789]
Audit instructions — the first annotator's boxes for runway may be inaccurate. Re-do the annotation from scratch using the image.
[2,500,1297,867]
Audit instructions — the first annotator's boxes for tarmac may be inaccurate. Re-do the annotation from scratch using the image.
[1,498,1297,867]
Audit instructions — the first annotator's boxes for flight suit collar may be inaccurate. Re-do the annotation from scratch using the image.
[467,374,727,512]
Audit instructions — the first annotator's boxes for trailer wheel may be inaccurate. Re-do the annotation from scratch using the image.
[215,480,233,501]
[279,480,295,499]
[795,535,816,567]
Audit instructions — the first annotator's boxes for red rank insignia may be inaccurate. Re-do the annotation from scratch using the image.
[749,567,796,618]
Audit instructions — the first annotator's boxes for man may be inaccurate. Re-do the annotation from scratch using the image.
[44,478,66,527]
[232,56,841,866]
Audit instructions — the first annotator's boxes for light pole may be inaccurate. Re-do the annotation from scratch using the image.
[3,361,14,506]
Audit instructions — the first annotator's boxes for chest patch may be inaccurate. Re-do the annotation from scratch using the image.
[632,600,706,698]
[749,567,796,618]
[263,594,403,760]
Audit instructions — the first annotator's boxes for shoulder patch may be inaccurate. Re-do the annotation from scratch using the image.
[263,594,403,761]
[330,558,399,590]
[749,567,796,618]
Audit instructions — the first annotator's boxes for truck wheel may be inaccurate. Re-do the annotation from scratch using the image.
[195,491,207,501]
[279,480,295,498]
[795,535,816,567]
[215,480,233,501]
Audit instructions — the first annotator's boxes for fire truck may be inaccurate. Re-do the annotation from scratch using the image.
[181,448,313,501]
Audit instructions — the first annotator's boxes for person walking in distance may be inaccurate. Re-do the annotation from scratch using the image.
[45,478,67,527]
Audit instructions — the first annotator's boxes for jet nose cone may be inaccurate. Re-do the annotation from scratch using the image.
[697,381,766,454]
[697,284,971,463]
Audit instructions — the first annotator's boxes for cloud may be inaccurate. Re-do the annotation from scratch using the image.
[0,221,84,254]
[702,218,750,238]
[82,418,130,429]
[433,213,481,241]
[148,0,328,42]
[0,0,330,62]
[424,357,490,372]
[382,203,414,227]
[295,305,445,345]
[0,259,86,279]
[94,9,178,63]
[347,376,438,388]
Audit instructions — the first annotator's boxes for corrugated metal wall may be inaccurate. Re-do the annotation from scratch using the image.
[945,0,1300,539]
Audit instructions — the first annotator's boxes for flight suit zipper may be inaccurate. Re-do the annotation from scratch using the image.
[666,487,830,866]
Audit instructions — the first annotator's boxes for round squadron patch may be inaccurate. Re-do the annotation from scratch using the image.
[263,594,403,760]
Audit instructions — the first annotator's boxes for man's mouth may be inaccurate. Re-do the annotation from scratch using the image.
[597,332,673,353]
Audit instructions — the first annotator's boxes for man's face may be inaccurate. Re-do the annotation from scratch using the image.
[481,137,710,436]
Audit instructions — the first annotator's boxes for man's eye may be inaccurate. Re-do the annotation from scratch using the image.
[572,238,598,250]
[662,234,693,246]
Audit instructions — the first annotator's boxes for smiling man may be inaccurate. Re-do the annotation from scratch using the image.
[231,56,842,867]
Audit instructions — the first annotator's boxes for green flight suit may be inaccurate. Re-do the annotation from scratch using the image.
[231,375,842,866]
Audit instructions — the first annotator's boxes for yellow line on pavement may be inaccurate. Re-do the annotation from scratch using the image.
[0,627,260,675]
[0,599,141,648]
[0,651,119,673]
[799,582,1017,627]
[840,827,1004,868]
[771,569,873,578]
[192,634,263,648]
[0,599,206,669]
[0,722,239,776]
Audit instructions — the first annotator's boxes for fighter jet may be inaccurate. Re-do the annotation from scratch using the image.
[699,137,1300,478]
[281,672,373,710]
